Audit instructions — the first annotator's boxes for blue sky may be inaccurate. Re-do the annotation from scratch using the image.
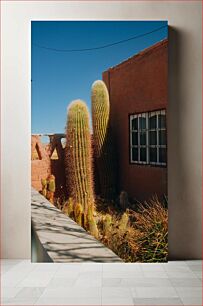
[31,21,168,134]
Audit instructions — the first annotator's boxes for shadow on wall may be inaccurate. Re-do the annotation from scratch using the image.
[31,190,122,263]
[168,27,202,259]
[32,203,110,262]
[31,224,52,262]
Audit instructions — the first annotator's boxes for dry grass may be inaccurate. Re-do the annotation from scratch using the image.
[99,196,168,262]
[130,197,168,262]
[57,195,168,262]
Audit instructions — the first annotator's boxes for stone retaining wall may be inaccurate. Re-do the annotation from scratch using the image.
[31,188,122,263]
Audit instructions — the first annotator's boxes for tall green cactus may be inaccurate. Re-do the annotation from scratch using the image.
[65,100,94,216]
[91,80,116,200]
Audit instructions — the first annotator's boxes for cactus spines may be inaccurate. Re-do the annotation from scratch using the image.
[47,174,55,204]
[67,197,74,219]
[119,212,129,231]
[47,174,56,192]
[87,208,99,239]
[74,203,83,227]
[103,214,112,236]
[65,100,94,215]
[91,80,116,200]
[41,178,47,197]
[119,191,129,210]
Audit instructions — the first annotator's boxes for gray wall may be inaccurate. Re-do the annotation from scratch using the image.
[1,1,202,259]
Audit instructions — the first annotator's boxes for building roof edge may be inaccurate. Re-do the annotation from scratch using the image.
[103,38,168,73]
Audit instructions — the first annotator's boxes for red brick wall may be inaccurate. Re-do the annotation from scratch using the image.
[31,134,66,197]
[103,39,168,201]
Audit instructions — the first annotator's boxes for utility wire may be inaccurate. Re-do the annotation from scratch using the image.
[33,25,167,53]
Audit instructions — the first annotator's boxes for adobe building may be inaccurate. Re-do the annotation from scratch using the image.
[103,39,168,201]
[31,134,66,197]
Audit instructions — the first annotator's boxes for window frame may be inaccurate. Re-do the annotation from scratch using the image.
[129,109,167,167]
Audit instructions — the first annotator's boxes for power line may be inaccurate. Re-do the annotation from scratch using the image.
[33,25,167,53]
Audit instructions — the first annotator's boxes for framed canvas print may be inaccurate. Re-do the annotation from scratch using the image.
[31,21,168,263]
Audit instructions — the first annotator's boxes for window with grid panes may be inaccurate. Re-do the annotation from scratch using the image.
[130,110,166,166]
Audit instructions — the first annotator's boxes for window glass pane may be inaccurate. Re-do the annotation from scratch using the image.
[149,131,157,145]
[139,117,146,130]
[159,148,167,163]
[140,131,146,145]
[158,114,166,128]
[149,114,157,129]
[132,132,138,146]
[150,148,157,163]
[159,130,166,145]
[132,147,138,161]
[140,148,146,162]
[132,117,138,130]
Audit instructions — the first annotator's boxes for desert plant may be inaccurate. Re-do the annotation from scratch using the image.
[65,100,95,216]
[100,197,168,262]
[46,174,55,204]
[89,218,99,239]
[119,191,129,210]
[62,201,68,214]
[41,178,47,197]
[119,212,129,231]
[91,80,116,200]
[107,225,138,262]
[103,214,112,236]
[133,197,168,262]
[47,174,55,192]
[66,197,74,219]
[87,207,99,239]
[74,203,84,227]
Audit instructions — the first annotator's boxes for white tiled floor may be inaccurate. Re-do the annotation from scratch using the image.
[1,260,202,305]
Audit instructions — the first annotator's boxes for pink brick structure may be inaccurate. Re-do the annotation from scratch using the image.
[31,134,66,197]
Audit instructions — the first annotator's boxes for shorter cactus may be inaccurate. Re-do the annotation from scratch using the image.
[47,174,55,204]
[67,197,74,219]
[74,203,84,227]
[41,178,47,197]
[47,174,56,192]
[82,203,95,230]
[119,212,129,231]
[119,191,129,210]
[87,207,99,239]
[103,214,112,236]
